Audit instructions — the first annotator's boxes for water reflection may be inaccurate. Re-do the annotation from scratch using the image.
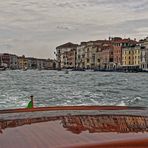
[1,115,148,134]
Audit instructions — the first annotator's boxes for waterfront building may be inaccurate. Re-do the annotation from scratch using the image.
[55,38,139,70]
[100,44,114,70]
[122,45,142,71]
[0,53,18,69]
[93,40,113,70]
[37,59,43,70]
[46,59,56,70]
[84,44,96,69]
[76,42,86,69]
[94,45,102,69]
[27,57,37,69]
[37,59,54,70]
[112,38,123,69]
[37,59,47,70]
[0,53,10,68]
[18,55,28,70]
[83,39,115,70]
[43,59,51,70]
[62,49,76,69]
[111,37,137,70]
[140,46,147,70]
[140,37,148,70]
[10,54,18,70]
[55,42,78,69]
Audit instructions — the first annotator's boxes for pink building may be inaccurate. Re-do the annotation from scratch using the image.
[111,37,138,69]
[100,45,114,70]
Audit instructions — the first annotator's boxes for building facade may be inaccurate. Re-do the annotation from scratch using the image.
[100,45,114,70]
[84,43,96,69]
[0,53,10,68]
[56,42,78,69]
[27,57,37,69]
[122,45,142,71]
[140,37,148,70]
[18,55,28,69]
[112,37,137,69]
[76,43,86,69]
[9,54,18,70]
[66,49,76,69]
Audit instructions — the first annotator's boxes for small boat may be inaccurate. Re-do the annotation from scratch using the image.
[65,69,69,74]
[72,68,85,71]
[0,66,6,71]
[0,105,148,148]
[0,56,6,71]
[22,67,28,71]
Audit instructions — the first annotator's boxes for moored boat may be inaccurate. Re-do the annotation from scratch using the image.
[0,66,6,71]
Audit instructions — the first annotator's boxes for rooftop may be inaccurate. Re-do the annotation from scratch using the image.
[56,42,78,49]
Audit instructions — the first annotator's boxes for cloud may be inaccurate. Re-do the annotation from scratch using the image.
[0,0,147,58]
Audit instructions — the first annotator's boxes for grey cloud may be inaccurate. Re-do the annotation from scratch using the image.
[84,0,148,11]
[0,0,148,58]
[56,25,73,31]
[99,18,148,38]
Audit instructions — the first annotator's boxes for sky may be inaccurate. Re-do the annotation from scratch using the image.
[0,0,148,59]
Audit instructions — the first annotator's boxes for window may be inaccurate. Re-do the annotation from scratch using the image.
[87,59,89,63]
[109,58,113,62]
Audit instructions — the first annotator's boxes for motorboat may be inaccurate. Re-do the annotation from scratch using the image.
[0,56,6,71]
[0,105,148,148]
[0,66,6,71]
[65,69,69,74]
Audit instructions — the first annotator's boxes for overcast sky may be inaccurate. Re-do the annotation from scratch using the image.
[0,0,148,58]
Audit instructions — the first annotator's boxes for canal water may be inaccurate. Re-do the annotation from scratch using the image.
[0,70,147,109]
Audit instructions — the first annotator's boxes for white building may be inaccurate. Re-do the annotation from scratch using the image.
[56,42,78,69]
[140,37,148,70]
[76,42,86,69]
[10,54,18,69]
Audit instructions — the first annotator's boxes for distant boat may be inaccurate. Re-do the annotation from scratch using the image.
[142,69,148,72]
[0,56,6,71]
[65,69,69,74]
[72,68,85,71]
[38,68,42,71]
[0,66,6,71]
[23,67,28,71]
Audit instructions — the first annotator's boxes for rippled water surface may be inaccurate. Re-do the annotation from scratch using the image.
[0,70,148,109]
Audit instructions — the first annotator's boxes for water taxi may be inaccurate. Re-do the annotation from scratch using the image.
[0,105,148,148]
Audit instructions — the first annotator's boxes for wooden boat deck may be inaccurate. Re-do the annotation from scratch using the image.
[0,106,148,148]
[0,105,146,114]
